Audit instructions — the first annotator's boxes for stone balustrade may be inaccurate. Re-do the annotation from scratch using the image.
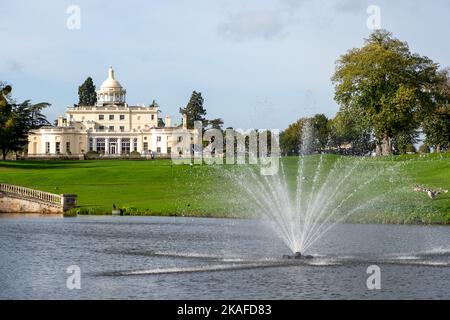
[0,183,77,213]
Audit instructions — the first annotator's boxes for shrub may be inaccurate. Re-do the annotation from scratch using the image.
[130,150,141,159]
[63,210,77,217]
[418,144,430,154]
[405,144,416,154]
[85,150,99,160]
[121,206,139,215]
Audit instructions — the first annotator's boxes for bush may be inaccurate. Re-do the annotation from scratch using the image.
[130,150,141,159]
[418,144,430,154]
[121,206,139,215]
[405,144,416,154]
[85,150,99,160]
[63,210,77,217]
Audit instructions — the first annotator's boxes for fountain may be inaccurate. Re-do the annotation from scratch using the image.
[282,252,313,260]
[226,121,402,257]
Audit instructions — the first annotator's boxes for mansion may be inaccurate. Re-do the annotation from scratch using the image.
[28,67,193,158]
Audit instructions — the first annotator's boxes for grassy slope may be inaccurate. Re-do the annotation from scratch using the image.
[0,153,449,223]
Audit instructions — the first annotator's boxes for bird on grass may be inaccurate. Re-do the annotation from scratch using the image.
[413,185,448,199]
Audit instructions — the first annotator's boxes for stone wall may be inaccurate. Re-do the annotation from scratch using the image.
[0,193,63,214]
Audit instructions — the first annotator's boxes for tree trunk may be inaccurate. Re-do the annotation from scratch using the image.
[381,134,393,156]
[375,143,382,156]
[2,150,7,161]
[436,144,441,153]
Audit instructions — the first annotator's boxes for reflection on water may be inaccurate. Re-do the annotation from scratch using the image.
[0,215,449,299]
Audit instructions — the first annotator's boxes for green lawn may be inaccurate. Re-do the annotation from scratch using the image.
[0,154,449,224]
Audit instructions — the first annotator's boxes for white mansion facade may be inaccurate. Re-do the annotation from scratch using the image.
[28,67,192,158]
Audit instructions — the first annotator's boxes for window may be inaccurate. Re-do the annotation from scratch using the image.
[151,114,155,120]
[119,115,125,120]
[99,115,104,120]
[121,138,130,154]
[109,115,114,120]
[96,138,105,154]
[156,147,161,153]
[143,142,148,151]
[133,138,138,151]
[167,147,171,154]
[157,136,161,142]
[109,126,114,132]
[89,138,93,151]
[120,126,125,132]
[66,142,71,153]
[178,136,183,142]
[55,142,60,154]
[99,125,105,131]
[45,142,50,154]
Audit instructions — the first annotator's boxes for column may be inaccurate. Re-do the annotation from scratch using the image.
[118,138,122,155]
[105,137,109,154]
[93,137,97,152]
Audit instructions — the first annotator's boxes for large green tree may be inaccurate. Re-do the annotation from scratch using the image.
[179,91,207,128]
[422,68,450,152]
[78,77,97,106]
[332,30,444,155]
[0,84,50,160]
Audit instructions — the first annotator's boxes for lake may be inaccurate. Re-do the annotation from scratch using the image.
[0,215,449,299]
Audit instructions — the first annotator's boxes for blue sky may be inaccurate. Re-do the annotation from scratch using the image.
[1,0,449,129]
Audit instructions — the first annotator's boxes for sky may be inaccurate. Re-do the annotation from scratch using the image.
[1,0,450,130]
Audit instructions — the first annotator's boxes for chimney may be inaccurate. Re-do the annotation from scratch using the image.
[57,116,66,127]
[165,115,171,127]
[182,114,187,129]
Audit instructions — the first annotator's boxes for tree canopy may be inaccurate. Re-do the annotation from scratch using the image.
[179,91,207,128]
[422,68,450,152]
[332,30,444,155]
[0,84,50,160]
[78,77,97,106]
[280,114,331,155]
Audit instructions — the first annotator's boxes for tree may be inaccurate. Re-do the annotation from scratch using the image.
[422,107,450,152]
[280,114,330,155]
[179,91,207,128]
[422,69,450,152]
[208,118,224,130]
[312,114,330,150]
[280,118,307,156]
[332,30,443,156]
[78,77,97,106]
[0,84,50,160]
[392,130,419,154]
[329,111,373,155]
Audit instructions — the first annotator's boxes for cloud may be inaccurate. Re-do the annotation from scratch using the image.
[217,10,288,41]
[216,0,366,42]
[1,60,25,73]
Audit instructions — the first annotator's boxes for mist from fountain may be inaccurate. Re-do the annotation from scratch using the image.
[226,121,406,255]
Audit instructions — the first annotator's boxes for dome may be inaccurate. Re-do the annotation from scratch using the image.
[96,67,126,106]
[100,67,122,89]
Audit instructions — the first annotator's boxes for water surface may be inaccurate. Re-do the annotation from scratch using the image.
[0,215,449,299]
